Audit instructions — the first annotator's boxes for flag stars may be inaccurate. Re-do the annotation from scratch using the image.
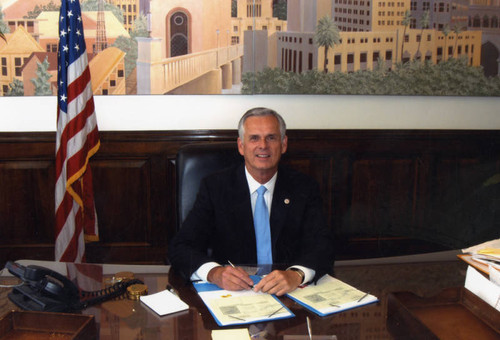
[63,45,69,52]
[60,94,67,103]
[68,10,73,18]
[75,44,80,51]
[60,29,67,37]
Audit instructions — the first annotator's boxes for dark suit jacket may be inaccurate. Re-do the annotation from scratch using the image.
[168,163,334,281]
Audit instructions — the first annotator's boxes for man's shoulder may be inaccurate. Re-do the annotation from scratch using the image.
[278,164,316,182]
[277,164,320,190]
[203,163,244,184]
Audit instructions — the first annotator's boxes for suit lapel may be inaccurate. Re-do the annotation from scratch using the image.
[228,165,257,258]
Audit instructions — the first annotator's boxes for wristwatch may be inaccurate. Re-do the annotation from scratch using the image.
[288,267,305,284]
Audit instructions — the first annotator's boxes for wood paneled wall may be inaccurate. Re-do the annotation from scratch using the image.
[1,130,499,266]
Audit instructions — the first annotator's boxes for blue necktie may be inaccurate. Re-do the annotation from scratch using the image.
[254,185,273,265]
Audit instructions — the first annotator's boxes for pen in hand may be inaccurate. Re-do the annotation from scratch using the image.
[227,260,254,289]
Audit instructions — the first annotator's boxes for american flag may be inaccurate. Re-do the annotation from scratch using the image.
[55,0,100,263]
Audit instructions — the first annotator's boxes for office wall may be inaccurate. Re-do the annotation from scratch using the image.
[1,94,500,132]
[1,129,499,266]
[1,94,499,265]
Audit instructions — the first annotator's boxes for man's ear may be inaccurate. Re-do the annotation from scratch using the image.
[281,135,288,154]
[237,137,244,156]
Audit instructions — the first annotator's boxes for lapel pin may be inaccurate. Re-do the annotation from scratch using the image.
[284,198,290,205]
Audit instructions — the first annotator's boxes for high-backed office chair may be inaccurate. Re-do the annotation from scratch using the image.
[175,142,243,230]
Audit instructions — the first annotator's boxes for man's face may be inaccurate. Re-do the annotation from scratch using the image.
[237,115,288,183]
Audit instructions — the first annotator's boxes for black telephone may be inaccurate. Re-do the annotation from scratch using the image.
[6,261,143,313]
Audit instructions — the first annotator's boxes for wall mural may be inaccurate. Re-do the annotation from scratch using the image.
[0,0,500,97]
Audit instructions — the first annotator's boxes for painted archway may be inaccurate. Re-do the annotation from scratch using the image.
[166,9,191,57]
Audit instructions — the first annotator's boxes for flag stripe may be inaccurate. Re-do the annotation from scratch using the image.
[55,90,96,179]
[55,196,84,262]
[67,65,91,102]
[55,104,98,210]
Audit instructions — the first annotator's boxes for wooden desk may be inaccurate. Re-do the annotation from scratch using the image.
[0,258,467,339]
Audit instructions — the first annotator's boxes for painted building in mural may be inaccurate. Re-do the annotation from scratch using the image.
[0,26,44,95]
[467,0,500,76]
[147,0,232,59]
[108,0,147,32]
[36,11,129,55]
[233,0,287,46]
[110,0,139,32]
[89,46,126,95]
[137,0,241,94]
[1,0,496,96]
[0,0,130,96]
[234,0,287,72]
[147,0,285,60]
[135,0,289,94]
[0,3,127,96]
[274,0,482,74]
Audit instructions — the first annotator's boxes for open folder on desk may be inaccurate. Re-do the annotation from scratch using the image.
[286,274,378,317]
[193,275,294,326]
[460,238,500,275]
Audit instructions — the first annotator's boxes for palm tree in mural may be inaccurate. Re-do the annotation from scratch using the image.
[400,10,412,63]
[453,24,464,58]
[442,24,451,60]
[415,10,430,61]
[314,16,340,73]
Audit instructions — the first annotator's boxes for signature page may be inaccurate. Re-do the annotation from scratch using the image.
[287,274,378,316]
[194,275,294,326]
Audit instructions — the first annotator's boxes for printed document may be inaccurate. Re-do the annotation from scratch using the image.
[286,274,378,316]
[194,276,294,326]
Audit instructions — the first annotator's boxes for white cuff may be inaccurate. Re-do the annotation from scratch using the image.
[190,262,221,282]
[287,265,315,284]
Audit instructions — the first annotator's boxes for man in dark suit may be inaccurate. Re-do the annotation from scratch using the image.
[168,108,334,296]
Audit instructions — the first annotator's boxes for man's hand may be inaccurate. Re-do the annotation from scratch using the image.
[253,269,302,296]
[207,266,254,291]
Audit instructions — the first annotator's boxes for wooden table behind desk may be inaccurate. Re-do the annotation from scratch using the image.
[0,260,467,340]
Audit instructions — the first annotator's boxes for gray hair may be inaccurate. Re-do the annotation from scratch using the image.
[238,107,287,142]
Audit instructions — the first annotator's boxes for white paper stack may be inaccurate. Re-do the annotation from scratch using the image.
[464,266,500,312]
[140,289,189,316]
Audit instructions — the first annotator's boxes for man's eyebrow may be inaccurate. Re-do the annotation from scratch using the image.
[248,133,278,139]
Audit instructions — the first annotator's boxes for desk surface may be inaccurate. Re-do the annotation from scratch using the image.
[0,257,467,340]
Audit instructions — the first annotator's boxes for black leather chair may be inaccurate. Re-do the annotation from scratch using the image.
[175,142,243,230]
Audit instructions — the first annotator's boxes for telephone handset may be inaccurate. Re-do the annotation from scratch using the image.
[6,261,143,313]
